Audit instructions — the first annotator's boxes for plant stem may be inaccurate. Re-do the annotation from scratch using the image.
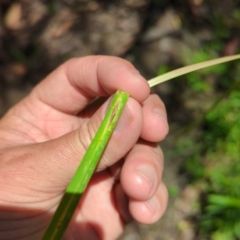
[42,91,129,240]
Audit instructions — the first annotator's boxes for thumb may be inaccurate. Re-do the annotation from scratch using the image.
[3,96,143,196]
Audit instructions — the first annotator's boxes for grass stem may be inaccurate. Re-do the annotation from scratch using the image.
[42,91,129,240]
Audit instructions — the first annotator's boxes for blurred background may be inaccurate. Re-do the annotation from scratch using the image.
[1,0,240,239]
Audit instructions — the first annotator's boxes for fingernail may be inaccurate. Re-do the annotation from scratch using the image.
[114,104,132,132]
[153,108,167,121]
[131,70,146,81]
[135,165,156,193]
[146,196,159,213]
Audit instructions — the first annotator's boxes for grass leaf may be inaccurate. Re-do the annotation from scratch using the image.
[148,54,240,87]
[42,91,129,240]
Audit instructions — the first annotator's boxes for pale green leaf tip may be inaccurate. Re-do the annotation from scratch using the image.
[148,54,240,88]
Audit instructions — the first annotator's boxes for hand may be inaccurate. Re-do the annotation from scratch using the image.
[0,56,169,240]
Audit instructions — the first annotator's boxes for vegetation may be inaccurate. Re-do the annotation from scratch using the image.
[173,42,240,240]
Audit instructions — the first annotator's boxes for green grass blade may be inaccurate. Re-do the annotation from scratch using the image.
[42,91,129,240]
[208,194,240,208]
[148,54,240,87]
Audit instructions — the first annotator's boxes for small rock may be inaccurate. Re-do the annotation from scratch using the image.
[177,220,196,240]
[9,63,27,77]
[175,185,201,215]
[141,9,181,44]
[4,3,24,30]
[121,0,149,8]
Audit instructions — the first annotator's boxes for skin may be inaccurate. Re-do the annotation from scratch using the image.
[0,56,169,240]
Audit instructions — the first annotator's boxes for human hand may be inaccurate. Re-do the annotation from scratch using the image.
[0,56,169,240]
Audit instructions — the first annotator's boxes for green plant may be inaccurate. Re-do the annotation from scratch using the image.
[198,89,240,239]
[42,91,129,239]
[179,57,240,239]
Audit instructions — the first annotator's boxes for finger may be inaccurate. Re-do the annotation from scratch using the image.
[140,94,169,142]
[113,183,132,224]
[31,56,150,115]
[43,92,169,143]
[129,182,168,224]
[121,141,164,201]
[2,96,144,195]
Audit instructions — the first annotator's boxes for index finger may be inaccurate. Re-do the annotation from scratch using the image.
[32,56,150,114]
